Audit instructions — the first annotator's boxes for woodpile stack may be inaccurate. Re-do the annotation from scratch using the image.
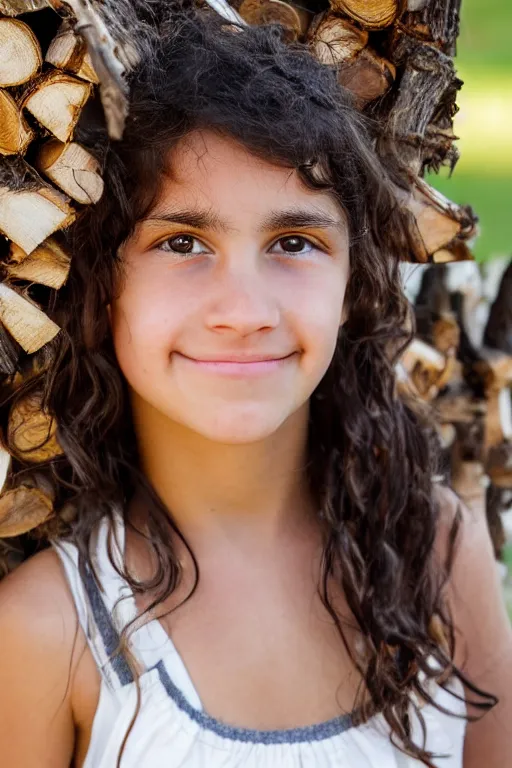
[400,257,512,561]
[0,0,491,575]
[0,0,140,559]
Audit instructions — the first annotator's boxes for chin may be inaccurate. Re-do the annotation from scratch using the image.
[179,403,295,445]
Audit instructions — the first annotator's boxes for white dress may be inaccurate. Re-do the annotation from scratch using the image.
[52,513,467,767]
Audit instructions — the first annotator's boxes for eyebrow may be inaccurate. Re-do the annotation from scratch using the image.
[142,206,345,234]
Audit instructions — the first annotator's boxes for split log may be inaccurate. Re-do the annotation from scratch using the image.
[0,89,33,155]
[36,139,104,205]
[22,70,93,143]
[402,0,462,55]
[374,32,462,174]
[400,338,459,400]
[337,48,396,107]
[8,238,71,289]
[0,283,60,354]
[402,179,477,262]
[330,0,400,29]
[0,0,53,14]
[238,0,310,40]
[0,322,21,374]
[307,13,368,67]
[0,17,42,86]
[433,241,474,263]
[0,157,75,254]
[45,21,99,83]
[0,486,53,537]
[8,390,63,463]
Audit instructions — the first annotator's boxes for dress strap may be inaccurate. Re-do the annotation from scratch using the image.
[52,513,135,691]
[53,511,204,708]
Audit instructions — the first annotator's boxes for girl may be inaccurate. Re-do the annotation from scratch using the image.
[0,9,511,768]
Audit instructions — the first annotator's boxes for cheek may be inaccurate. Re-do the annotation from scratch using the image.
[290,268,348,361]
[109,267,185,375]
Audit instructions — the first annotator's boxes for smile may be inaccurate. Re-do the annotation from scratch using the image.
[174,353,296,377]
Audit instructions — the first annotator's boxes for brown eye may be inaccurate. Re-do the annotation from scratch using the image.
[281,236,306,252]
[270,236,315,256]
[165,235,194,253]
[157,235,207,256]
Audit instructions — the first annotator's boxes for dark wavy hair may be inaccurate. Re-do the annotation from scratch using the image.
[6,7,495,766]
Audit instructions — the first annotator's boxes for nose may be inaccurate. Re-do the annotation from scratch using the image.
[204,268,280,337]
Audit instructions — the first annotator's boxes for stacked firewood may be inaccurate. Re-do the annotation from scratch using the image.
[400,257,512,560]
[0,0,482,575]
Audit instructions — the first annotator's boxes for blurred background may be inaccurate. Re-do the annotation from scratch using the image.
[427,0,511,262]
[425,0,512,611]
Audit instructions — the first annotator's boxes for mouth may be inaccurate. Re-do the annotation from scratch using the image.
[174,352,296,377]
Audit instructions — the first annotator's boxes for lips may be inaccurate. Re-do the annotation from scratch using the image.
[174,352,295,376]
[178,353,293,363]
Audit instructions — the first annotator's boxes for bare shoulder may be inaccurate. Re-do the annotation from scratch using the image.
[433,481,489,564]
[432,483,512,767]
[433,481,512,671]
[0,546,79,646]
[0,548,84,767]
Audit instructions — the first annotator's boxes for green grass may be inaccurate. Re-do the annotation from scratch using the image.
[424,0,512,262]
[457,0,512,71]
[426,172,512,262]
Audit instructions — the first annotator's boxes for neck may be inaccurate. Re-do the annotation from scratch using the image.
[130,397,319,557]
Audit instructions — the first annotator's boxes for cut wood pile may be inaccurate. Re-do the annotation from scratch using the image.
[0,0,490,576]
[399,257,512,561]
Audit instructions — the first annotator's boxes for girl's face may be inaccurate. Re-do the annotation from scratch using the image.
[111,130,350,444]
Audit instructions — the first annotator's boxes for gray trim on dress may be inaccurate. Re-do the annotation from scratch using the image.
[82,559,356,745]
[82,561,134,687]
[155,659,355,745]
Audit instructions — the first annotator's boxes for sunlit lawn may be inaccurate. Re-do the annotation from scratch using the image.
[426,0,512,263]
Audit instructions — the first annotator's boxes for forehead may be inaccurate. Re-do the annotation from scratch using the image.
[151,130,344,221]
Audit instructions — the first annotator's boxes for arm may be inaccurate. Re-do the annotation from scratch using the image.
[437,484,512,768]
[0,549,80,767]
